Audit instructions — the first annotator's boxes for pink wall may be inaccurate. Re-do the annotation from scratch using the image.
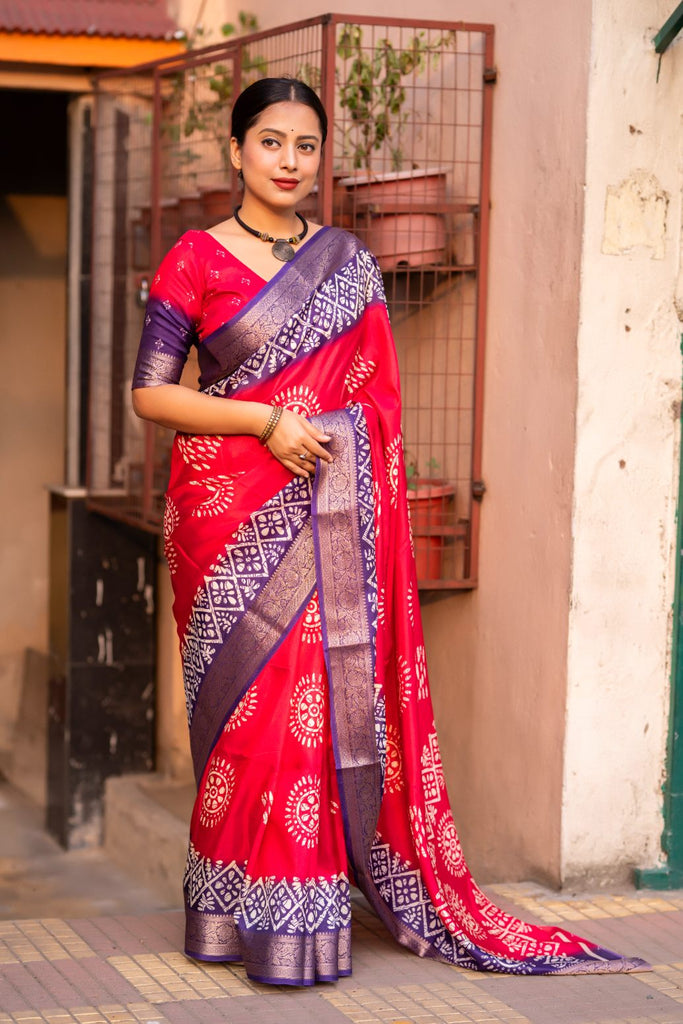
[423,0,590,881]
[418,0,590,881]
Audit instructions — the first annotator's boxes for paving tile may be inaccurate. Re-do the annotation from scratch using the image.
[133,915,185,950]
[102,920,178,957]
[65,921,122,958]
[0,921,92,966]
[468,972,683,1024]
[74,959,143,1005]
[488,884,683,926]
[557,910,683,968]
[48,958,133,1006]
[3,885,683,1024]
[0,964,60,1008]
[0,974,32,1012]
[321,982,533,1024]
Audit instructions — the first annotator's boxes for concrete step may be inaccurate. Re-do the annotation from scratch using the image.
[104,773,194,905]
[0,779,175,918]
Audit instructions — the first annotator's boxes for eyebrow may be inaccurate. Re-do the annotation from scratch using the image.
[257,127,320,141]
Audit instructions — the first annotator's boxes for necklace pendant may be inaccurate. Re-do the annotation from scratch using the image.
[272,239,296,262]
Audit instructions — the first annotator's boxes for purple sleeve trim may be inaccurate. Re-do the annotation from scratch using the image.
[132,296,196,388]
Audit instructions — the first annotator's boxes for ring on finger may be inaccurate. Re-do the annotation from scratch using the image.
[299,450,308,461]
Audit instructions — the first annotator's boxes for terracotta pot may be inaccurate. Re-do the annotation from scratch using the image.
[297,176,354,229]
[355,209,446,270]
[338,166,447,203]
[415,536,447,581]
[338,167,448,271]
[407,479,455,582]
[407,479,455,531]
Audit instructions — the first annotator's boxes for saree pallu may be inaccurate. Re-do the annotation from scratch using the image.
[162,226,648,984]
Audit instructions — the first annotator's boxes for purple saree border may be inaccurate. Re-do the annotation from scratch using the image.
[309,406,429,955]
[182,476,311,711]
[198,226,361,388]
[310,406,380,876]
[188,516,316,783]
[185,908,352,985]
[202,242,386,400]
[209,224,332,339]
[183,850,353,983]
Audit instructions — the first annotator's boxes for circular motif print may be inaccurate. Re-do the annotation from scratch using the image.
[285,774,321,848]
[301,593,323,644]
[289,674,325,748]
[437,810,467,877]
[224,685,259,733]
[199,755,236,828]
[272,384,322,417]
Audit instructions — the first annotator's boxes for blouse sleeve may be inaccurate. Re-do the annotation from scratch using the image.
[131,234,204,388]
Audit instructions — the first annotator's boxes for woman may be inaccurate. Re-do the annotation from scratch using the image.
[132,77,647,985]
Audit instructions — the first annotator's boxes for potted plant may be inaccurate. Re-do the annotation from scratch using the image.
[335,24,454,270]
[405,455,456,581]
[159,13,265,227]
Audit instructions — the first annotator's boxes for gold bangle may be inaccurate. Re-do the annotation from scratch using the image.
[259,405,283,445]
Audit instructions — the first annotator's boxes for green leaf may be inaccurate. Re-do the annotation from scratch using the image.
[238,11,259,31]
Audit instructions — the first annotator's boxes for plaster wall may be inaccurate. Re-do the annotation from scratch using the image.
[209,0,590,882]
[172,0,231,41]
[563,0,682,882]
[156,557,193,782]
[0,195,67,751]
[422,0,589,883]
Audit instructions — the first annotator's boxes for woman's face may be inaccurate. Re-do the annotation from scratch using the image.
[230,100,323,210]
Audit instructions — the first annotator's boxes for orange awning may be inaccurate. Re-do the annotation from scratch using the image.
[0,31,183,68]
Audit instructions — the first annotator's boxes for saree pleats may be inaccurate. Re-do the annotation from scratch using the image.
[183,603,351,983]
[159,227,648,984]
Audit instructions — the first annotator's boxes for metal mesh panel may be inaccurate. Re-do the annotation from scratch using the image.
[88,15,494,588]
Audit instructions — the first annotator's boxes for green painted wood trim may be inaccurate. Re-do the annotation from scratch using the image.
[637,336,683,888]
[654,2,683,54]
[635,865,683,889]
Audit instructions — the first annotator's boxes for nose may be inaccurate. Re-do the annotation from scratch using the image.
[279,140,297,171]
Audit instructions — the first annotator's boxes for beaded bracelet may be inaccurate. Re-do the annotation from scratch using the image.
[259,405,283,445]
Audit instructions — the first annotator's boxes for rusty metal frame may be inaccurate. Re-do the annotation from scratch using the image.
[87,14,495,588]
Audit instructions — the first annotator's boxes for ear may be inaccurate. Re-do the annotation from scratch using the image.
[229,137,241,171]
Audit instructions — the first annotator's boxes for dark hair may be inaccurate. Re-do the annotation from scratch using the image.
[231,77,328,146]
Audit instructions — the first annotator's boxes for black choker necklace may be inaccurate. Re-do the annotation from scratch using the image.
[233,206,308,262]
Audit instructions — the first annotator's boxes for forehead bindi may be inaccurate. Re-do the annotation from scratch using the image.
[251,101,321,139]
[256,126,320,141]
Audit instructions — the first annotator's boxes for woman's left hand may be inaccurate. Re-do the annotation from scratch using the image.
[265,407,333,479]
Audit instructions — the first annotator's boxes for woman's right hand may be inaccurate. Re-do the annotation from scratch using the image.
[265,407,333,479]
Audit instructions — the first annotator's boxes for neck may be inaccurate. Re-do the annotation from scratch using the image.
[238,194,302,238]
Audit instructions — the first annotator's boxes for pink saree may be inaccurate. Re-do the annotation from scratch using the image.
[134,227,648,984]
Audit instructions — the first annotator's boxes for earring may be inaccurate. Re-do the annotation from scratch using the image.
[237,169,243,180]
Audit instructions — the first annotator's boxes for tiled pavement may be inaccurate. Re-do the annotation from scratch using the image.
[2,886,683,1024]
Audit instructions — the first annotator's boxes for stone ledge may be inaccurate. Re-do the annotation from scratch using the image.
[104,773,193,906]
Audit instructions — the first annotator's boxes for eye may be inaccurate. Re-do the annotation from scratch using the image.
[299,142,317,153]
[261,137,280,148]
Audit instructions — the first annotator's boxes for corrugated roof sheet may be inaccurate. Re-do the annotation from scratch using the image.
[0,0,178,40]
